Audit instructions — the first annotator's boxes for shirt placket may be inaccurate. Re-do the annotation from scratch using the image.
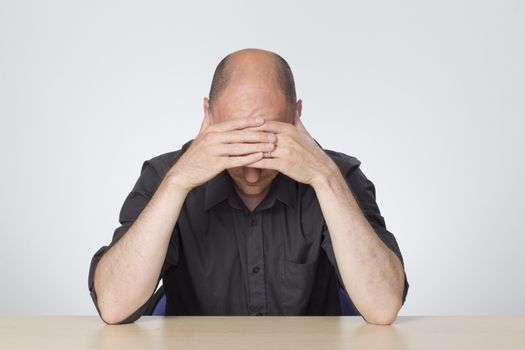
[246,210,267,316]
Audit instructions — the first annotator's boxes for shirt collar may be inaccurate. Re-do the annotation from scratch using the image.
[204,170,297,212]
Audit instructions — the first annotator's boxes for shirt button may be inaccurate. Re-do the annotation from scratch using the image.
[250,219,257,227]
[252,266,260,273]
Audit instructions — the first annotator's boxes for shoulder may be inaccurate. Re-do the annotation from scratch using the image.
[317,144,373,194]
[142,139,194,179]
[322,147,362,175]
[297,144,365,209]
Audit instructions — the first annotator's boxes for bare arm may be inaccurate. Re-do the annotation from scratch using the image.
[92,114,276,324]
[312,166,405,325]
[94,174,189,324]
[244,115,406,325]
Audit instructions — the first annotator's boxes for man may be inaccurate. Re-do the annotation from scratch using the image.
[88,48,409,325]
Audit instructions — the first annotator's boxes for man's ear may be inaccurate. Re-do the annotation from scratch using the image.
[294,99,303,124]
[203,97,214,124]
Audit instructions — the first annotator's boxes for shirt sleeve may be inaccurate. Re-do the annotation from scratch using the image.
[87,159,180,324]
[320,156,409,306]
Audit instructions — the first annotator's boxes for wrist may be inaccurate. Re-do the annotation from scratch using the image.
[311,159,341,190]
[163,171,192,194]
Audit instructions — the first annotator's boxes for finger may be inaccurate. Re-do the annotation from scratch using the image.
[214,130,276,144]
[208,116,265,133]
[223,152,264,168]
[257,144,286,158]
[215,142,275,156]
[244,157,282,170]
[199,114,211,134]
[241,120,293,134]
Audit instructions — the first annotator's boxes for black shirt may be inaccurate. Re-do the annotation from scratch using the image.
[88,139,409,323]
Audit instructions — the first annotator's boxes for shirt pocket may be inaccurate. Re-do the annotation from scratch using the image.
[280,257,319,315]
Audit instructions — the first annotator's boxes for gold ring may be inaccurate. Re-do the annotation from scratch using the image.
[265,151,272,158]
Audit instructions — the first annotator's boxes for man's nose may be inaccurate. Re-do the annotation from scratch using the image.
[243,167,262,183]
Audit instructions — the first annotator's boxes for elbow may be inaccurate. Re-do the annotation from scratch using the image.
[363,311,398,325]
[93,281,140,325]
[100,313,124,325]
[99,304,128,325]
[362,299,402,326]
[97,298,138,325]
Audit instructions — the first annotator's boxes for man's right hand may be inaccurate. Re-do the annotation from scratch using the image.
[167,115,276,191]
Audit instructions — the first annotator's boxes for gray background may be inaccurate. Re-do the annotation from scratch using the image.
[0,0,523,316]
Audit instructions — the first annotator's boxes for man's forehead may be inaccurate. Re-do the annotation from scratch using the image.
[213,84,291,122]
[217,103,290,122]
[221,107,290,123]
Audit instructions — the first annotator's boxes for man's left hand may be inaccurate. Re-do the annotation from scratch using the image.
[245,114,337,186]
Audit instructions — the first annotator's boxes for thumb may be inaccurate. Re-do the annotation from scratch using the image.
[199,114,211,134]
[294,113,306,132]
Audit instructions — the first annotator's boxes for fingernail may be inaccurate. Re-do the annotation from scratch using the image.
[267,133,275,141]
[255,117,264,123]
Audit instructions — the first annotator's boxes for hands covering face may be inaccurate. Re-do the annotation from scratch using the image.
[169,113,334,192]
[242,114,335,186]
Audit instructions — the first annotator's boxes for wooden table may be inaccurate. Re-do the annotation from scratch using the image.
[1,316,524,349]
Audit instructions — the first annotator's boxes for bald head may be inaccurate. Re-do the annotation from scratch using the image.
[208,48,297,109]
[204,49,302,197]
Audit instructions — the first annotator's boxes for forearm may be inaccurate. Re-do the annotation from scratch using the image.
[94,173,189,324]
[313,165,405,325]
